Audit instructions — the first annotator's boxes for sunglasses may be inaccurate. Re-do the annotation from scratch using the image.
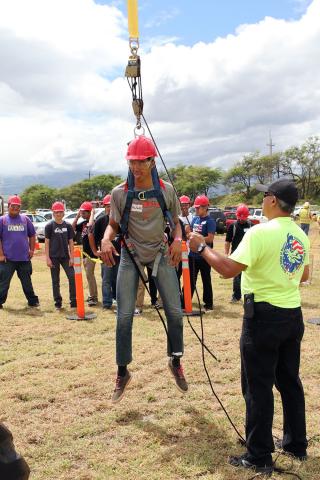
[263,191,274,198]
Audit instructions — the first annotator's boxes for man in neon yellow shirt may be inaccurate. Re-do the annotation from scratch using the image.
[189,178,309,475]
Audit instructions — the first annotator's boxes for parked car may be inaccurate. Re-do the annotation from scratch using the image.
[24,213,49,242]
[63,210,78,224]
[63,208,105,244]
[224,211,237,229]
[42,212,54,220]
[248,208,268,225]
[63,208,105,224]
[208,208,227,234]
[224,205,237,212]
[36,208,51,214]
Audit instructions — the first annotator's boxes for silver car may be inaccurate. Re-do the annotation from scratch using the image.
[25,213,49,242]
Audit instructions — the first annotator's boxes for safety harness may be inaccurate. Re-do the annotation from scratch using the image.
[119,166,175,278]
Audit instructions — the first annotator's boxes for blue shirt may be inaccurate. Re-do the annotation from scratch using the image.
[189,215,216,258]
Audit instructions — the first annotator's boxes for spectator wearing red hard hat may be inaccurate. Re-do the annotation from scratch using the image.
[187,195,215,311]
[225,204,252,303]
[45,202,76,309]
[88,194,120,309]
[72,201,98,306]
[101,135,187,402]
[0,195,39,309]
[179,195,193,226]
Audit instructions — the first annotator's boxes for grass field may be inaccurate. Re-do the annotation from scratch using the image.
[1,225,320,480]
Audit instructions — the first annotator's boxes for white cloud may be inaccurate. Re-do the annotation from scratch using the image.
[0,0,320,181]
[144,7,180,29]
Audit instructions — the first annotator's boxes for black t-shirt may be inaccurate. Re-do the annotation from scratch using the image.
[76,220,96,258]
[45,220,74,258]
[93,214,121,254]
[225,220,252,253]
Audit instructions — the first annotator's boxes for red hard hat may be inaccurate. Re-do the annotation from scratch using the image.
[8,195,22,206]
[126,135,158,160]
[52,201,65,212]
[179,195,191,204]
[80,201,93,211]
[103,194,111,205]
[194,195,209,208]
[236,204,250,220]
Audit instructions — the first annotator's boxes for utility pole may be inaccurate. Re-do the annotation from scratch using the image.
[266,131,280,178]
[88,170,91,180]
[266,131,275,157]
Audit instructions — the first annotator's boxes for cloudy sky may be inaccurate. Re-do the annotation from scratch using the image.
[0,0,319,178]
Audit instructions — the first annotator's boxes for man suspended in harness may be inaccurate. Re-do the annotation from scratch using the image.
[101,135,188,403]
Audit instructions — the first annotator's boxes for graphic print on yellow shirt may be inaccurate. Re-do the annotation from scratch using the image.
[280,234,305,278]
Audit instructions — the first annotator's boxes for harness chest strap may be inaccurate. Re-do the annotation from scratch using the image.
[119,168,175,235]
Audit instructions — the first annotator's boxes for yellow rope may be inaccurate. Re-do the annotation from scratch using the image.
[82,251,103,264]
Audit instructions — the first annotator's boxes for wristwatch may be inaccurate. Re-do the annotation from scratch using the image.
[197,243,207,254]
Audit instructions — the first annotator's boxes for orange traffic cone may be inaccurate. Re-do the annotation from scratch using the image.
[181,241,203,316]
[66,248,97,321]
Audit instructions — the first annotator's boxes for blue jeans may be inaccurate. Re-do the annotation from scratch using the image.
[300,224,310,235]
[101,261,119,307]
[0,260,39,306]
[116,248,184,365]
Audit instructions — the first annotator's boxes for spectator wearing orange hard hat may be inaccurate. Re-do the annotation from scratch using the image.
[45,202,76,309]
[0,195,39,309]
[225,204,252,303]
[89,194,120,310]
[72,201,98,306]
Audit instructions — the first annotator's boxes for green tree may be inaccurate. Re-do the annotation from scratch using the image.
[224,153,259,198]
[160,165,222,200]
[58,174,123,209]
[21,184,58,210]
[282,136,320,199]
[254,153,282,183]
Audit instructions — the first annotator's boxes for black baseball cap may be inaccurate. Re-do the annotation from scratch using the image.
[255,178,298,206]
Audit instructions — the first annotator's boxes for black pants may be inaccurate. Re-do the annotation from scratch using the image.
[233,273,241,300]
[50,258,76,306]
[240,302,307,465]
[188,256,213,308]
[0,260,39,306]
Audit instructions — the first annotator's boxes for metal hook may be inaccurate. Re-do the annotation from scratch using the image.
[134,124,145,136]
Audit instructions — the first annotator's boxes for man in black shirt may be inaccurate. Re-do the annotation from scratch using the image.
[45,202,76,309]
[225,204,251,302]
[72,201,98,306]
[88,195,120,309]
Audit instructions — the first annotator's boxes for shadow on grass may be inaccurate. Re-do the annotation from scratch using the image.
[301,301,319,309]
[128,405,240,479]
[4,306,44,317]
